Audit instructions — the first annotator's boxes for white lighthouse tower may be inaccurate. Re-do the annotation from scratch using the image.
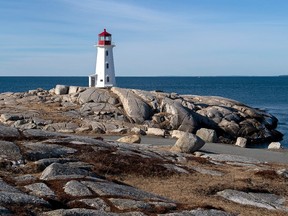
[89,29,116,88]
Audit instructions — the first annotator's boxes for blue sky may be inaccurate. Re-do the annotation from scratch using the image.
[1,0,288,76]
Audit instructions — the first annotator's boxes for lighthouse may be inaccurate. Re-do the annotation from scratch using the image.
[89,29,116,88]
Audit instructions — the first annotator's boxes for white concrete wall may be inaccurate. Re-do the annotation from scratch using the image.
[95,45,116,88]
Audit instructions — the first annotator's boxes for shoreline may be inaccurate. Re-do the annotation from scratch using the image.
[104,135,288,164]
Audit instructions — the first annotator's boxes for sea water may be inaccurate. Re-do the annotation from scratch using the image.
[0,76,287,148]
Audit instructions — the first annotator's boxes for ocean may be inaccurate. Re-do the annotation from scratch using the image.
[0,76,287,148]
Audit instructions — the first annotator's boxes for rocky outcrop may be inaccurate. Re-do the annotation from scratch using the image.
[0,117,287,214]
[111,87,153,124]
[0,87,283,146]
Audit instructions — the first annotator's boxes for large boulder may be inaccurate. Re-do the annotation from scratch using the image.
[171,133,205,153]
[78,88,116,104]
[111,87,153,123]
[160,97,199,132]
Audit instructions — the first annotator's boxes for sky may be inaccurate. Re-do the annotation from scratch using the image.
[0,0,288,77]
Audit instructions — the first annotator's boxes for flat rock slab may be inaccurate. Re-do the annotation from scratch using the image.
[64,180,93,197]
[0,141,22,161]
[217,189,288,212]
[109,198,177,212]
[70,198,110,211]
[158,209,234,216]
[34,158,77,171]
[109,198,153,211]
[0,178,22,193]
[22,129,68,140]
[202,153,261,164]
[0,125,20,139]
[42,208,146,216]
[23,142,77,160]
[0,191,49,206]
[82,181,171,202]
[40,163,101,181]
[25,183,55,198]
[44,136,112,148]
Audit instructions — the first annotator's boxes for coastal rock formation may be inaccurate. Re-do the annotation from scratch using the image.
[0,84,287,215]
[0,123,286,215]
[0,86,283,146]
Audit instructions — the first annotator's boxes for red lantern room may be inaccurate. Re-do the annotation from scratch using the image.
[98,29,112,46]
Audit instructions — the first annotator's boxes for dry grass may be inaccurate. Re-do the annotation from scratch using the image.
[23,102,82,124]
[118,162,288,216]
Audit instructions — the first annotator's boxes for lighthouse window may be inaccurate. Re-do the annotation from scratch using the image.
[106,50,108,56]
[107,76,110,83]
[106,63,109,69]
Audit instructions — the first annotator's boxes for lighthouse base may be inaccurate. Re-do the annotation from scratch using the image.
[89,74,115,88]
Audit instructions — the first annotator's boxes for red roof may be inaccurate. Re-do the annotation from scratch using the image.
[99,29,111,36]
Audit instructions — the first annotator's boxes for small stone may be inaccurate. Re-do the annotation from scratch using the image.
[109,128,128,134]
[268,142,282,149]
[235,137,247,148]
[117,135,141,144]
[131,127,146,135]
[146,128,166,137]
